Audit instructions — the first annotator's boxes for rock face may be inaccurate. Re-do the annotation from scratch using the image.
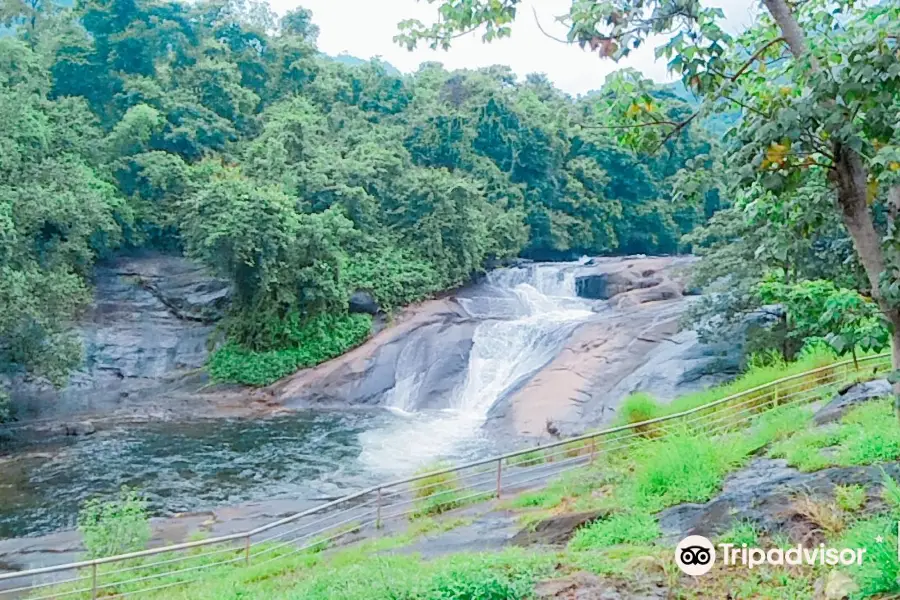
[273,298,475,409]
[8,254,231,421]
[575,268,663,300]
[813,379,892,425]
[510,509,610,546]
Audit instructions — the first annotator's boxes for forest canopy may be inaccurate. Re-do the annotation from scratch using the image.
[0,0,716,389]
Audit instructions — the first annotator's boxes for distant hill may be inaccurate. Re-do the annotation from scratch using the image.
[330,53,402,76]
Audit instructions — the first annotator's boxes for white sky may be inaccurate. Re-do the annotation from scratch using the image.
[266,0,762,96]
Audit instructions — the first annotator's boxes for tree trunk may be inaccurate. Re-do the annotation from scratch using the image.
[833,143,900,417]
[762,0,900,415]
[762,0,818,68]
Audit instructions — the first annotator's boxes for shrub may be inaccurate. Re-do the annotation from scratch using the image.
[617,393,660,435]
[880,470,900,516]
[209,312,372,385]
[77,486,151,558]
[834,484,867,512]
[631,432,745,509]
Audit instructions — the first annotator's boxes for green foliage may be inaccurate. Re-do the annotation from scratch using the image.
[833,484,867,512]
[77,487,151,559]
[343,243,443,311]
[662,344,837,417]
[630,432,745,509]
[208,313,371,386]
[770,399,900,471]
[568,512,660,550]
[717,521,761,548]
[1,0,724,387]
[616,392,660,427]
[880,470,900,516]
[758,278,889,365]
[411,461,465,518]
[835,515,899,597]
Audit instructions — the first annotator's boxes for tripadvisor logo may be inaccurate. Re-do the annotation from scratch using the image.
[675,535,868,576]
[675,535,716,576]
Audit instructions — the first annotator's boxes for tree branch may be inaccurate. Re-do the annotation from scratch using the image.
[532,7,571,45]
[730,37,787,82]
[579,119,681,130]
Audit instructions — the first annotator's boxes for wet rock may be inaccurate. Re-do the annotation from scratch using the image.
[511,509,611,546]
[349,290,380,315]
[276,304,477,409]
[534,572,669,600]
[658,458,900,541]
[814,379,892,425]
[824,570,859,600]
[575,269,661,300]
[9,254,226,422]
[118,255,231,322]
[615,281,682,307]
[64,421,95,436]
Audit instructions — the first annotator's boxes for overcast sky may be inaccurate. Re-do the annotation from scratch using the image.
[265,0,762,96]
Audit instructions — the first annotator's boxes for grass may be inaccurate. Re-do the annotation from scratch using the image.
[770,399,900,471]
[411,461,467,518]
[717,521,761,547]
[834,484,867,512]
[567,512,660,550]
[834,515,899,597]
[792,494,847,536]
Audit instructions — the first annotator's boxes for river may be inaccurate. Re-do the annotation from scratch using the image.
[0,259,684,541]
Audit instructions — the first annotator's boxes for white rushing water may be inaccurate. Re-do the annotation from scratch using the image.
[359,262,595,475]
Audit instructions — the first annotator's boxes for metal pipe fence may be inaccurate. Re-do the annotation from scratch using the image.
[0,352,891,599]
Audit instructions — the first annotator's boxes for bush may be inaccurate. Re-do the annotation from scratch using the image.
[77,486,151,558]
[209,312,372,385]
[343,244,444,311]
[617,392,660,432]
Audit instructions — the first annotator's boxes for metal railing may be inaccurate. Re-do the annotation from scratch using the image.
[0,352,891,599]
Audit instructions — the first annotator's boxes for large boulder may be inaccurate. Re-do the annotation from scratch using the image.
[575,269,661,300]
[348,291,380,315]
[813,379,892,425]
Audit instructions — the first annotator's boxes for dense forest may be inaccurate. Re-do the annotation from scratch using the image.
[0,0,718,395]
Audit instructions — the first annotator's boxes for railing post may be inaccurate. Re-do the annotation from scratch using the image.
[376,487,383,530]
[589,435,596,465]
[91,563,98,600]
[495,459,503,499]
[244,534,251,566]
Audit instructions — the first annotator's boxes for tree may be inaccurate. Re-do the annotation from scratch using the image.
[397,0,900,413]
[758,279,889,369]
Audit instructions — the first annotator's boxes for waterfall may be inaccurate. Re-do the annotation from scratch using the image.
[362,263,594,473]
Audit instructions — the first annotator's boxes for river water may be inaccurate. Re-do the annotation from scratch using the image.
[0,262,595,538]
